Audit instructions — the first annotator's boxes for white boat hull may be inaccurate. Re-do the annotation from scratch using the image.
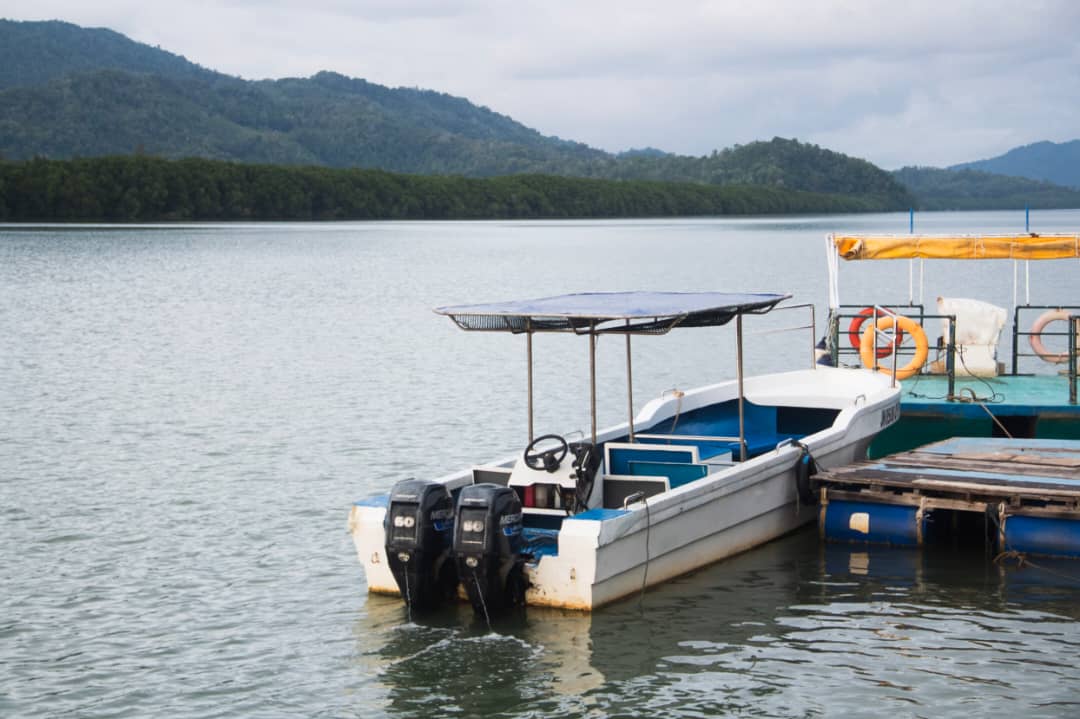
[350,366,899,610]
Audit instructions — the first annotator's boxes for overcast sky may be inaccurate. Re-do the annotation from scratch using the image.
[6,1,1080,168]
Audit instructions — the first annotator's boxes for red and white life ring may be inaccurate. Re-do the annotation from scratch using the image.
[848,307,904,359]
[1029,309,1075,364]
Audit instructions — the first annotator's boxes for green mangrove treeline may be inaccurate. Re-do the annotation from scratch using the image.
[0,156,905,222]
[892,166,1080,210]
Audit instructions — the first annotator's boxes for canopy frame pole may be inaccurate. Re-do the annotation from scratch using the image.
[625,320,635,442]
[526,321,534,443]
[825,235,840,311]
[589,322,598,446]
[1013,260,1019,314]
[919,258,925,307]
[908,258,914,305]
[736,313,747,462]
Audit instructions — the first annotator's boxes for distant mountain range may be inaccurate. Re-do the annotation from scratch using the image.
[950,140,1080,190]
[0,20,612,176]
[0,19,912,209]
[0,18,1077,212]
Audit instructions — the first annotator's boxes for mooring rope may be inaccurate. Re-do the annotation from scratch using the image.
[988,508,1080,585]
[639,495,651,608]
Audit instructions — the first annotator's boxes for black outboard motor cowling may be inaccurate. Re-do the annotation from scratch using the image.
[384,478,458,610]
[453,483,527,615]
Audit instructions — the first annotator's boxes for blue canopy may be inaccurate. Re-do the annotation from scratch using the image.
[435,291,790,334]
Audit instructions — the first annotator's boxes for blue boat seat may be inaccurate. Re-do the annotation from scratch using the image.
[632,399,836,462]
[627,460,709,488]
[602,475,670,509]
[604,442,699,476]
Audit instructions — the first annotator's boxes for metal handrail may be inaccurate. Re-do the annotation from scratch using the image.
[1011,304,1080,375]
[1070,315,1079,405]
[634,433,745,443]
[751,302,817,369]
[831,303,926,364]
[830,306,957,395]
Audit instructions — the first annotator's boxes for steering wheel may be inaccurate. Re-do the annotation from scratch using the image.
[523,434,569,472]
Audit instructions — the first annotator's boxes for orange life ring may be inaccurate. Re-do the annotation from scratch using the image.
[848,307,904,359]
[859,315,928,380]
[1029,309,1075,364]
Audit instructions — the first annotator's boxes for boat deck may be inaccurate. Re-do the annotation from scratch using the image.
[865,373,1080,456]
[898,374,1080,418]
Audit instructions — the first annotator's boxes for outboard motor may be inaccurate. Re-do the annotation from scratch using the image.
[384,478,458,611]
[453,483,527,616]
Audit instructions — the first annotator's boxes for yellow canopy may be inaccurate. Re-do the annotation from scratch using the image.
[833,233,1080,261]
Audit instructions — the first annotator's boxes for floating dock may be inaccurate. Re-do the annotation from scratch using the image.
[817,437,1080,558]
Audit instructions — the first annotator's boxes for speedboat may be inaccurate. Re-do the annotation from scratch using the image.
[349,291,901,612]
[824,233,1080,457]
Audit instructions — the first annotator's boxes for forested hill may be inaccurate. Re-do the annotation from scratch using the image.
[892,166,1080,210]
[0,19,216,90]
[0,19,914,209]
[0,20,609,175]
[949,140,1080,190]
[605,138,903,198]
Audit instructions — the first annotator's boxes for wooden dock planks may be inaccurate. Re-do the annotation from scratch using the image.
[816,437,1080,512]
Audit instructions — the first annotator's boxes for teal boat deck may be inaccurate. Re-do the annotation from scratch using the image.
[899,374,1080,417]
[870,373,1080,456]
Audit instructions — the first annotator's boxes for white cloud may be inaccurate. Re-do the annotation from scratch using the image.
[5,0,1080,166]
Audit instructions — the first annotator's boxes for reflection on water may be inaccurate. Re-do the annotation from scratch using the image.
[358,529,1080,717]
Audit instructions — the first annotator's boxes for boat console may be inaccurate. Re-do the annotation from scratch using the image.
[506,434,601,523]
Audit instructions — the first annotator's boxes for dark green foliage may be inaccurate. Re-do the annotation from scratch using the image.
[893,166,1080,210]
[0,20,913,209]
[599,138,910,200]
[617,147,672,159]
[0,20,922,215]
[0,19,218,91]
[0,156,906,222]
[949,140,1080,189]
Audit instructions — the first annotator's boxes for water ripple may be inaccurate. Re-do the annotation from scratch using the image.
[4,217,1080,718]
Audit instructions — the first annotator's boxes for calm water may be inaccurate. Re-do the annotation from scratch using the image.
[3,211,1080,718]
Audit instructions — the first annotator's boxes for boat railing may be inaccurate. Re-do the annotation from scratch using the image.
[634,433,744,443]
[1009,304,1080,373]
[749,302,818,369]
[831,303,927,365]
[633,432,747,458]
[1072,315,1079,405]
[830,304,963,394]
[868,307,958,393]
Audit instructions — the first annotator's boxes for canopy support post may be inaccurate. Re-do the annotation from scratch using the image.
[736,314,747,462]
[589,323,598,446]
[919,258,925,307]
[625,321,635,441]
[1013,260,1018,314]
[908,258,914,306]
[526,322,534,443]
